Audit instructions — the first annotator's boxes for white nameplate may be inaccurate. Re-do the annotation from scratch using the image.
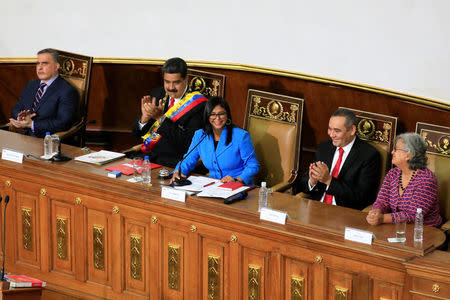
[161,186,186,202]
[260,207,287,225]
[1,149,24,163]
[344,227,373,245]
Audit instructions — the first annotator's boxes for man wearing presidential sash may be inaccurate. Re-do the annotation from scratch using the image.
[131,57,208,167]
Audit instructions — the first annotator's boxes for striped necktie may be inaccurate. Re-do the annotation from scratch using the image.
[32,82,47,112]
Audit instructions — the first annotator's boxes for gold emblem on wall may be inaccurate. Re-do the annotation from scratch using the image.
[208,255,220,300]
[251,95,298,123]
[56,216,68,260]
[356,118,392,144]
[168,244,180,290]
[58,55,88,79]
[291,276,304,300]
[189,76,206,94]
[420,131,450,156]
[21,207,33,251]
[130,234,142,281]
[93,225,105,270]
[248,265,260,300]
[334,286,348,300]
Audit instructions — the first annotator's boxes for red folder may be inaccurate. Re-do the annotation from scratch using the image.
[105,162,162,176]
[217,182,244,191]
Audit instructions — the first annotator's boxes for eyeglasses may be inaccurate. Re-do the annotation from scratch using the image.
[393,147,408,152]
[209,112,227,119]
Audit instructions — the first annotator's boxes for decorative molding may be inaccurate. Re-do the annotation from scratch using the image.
[168,244,180,290]
[291,276,304,300]
[75,197,82,205]
[334,286,348,300]
[40,188,47,196]
[248,265,261,300]
[208,255,220,300]
[56,216,68,260]
[5,180,11,187]
[21,207,33,251]
[416,122,450,157]
[93,225,105,270]
[1,57,448,110]
[130,234,142,281]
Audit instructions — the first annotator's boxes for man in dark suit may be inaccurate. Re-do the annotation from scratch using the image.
[10,48,78,138]
[297,108,381,210]
[131,57,208,168]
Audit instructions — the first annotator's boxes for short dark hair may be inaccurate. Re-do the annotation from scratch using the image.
[332,108,357,130]
[37,48,59,64]
[162,57,187,78]
[395,133,428,170]
[203,97,234,146]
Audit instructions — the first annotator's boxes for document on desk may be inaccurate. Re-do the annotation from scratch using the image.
[197,182,249,199]
[173,176,220,192]
[75,150,125,165]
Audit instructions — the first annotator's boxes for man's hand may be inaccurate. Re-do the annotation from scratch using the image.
[9,110,35,129]
[308,163,319,186]
[366,208,383,225]
[140,96,165,124]
[310,161,332,185]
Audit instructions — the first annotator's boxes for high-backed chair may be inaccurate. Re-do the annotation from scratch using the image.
[187,69,225,98]
[416,122,450,232]
[53,49,93,147]
[243,89,304,193]
[123,69,225,154]
[340,107,398,186]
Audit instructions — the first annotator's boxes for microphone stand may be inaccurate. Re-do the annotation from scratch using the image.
[172,133,207,187]
[0,195,9,281]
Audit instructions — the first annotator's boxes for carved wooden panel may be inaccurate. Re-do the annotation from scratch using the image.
[187,69,226,98]
[51,201,74,275]
[162,227,187,300]
[327,269,353,300]
[15,190,39,266]
[87,208,111,285]
[372,279,403,300]
[202,238,228,300]
[124,218,149,295]
[285,258,311,300]
[243,248,267,300]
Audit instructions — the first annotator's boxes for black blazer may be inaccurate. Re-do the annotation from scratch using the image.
[11,76,78,138]
[131,87,206,168]
[298,137,381,210]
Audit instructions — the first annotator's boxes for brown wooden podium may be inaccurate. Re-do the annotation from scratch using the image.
[0,281,42,300]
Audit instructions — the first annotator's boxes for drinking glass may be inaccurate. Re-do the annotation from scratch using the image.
[133,157,143,182]
[395,220,406,242]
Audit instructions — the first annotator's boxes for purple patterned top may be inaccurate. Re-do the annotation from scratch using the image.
[372,167,442,227]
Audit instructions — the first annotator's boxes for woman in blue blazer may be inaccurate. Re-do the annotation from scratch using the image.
[171,97,259,185]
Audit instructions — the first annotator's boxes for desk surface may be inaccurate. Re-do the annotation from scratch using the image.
[0,130,445,258]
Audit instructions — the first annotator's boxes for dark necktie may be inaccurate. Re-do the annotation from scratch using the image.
[32,82,47,112]
[324,147,344,204]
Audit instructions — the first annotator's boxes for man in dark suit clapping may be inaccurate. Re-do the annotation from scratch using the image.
[10,48,78,138]
[297,108,381,210]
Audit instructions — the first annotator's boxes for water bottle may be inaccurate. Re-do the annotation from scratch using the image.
[142,156,151,185]
[414,208,423,243]
[258,182,268,212]
[44,132,53,158]
[51,134,60,156]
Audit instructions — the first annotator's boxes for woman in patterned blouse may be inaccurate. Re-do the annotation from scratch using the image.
[366,133,442,227]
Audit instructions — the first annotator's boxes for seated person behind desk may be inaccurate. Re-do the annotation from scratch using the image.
[367,133,442,227]
[131,57,207,168]
[9,48,78,138]
[171,97,260,185]
[296,108,381,210]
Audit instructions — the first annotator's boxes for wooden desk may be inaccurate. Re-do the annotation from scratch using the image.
[0,130,446,299]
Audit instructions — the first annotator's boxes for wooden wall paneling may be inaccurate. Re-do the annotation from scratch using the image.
[372,279,403,300]
[326,268,354,299]
[14,179,41,268]
[243,247,268,300]
[284,257,311,300]
[51,199,75,276]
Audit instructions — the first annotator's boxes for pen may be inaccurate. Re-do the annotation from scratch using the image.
[203,182,215,187]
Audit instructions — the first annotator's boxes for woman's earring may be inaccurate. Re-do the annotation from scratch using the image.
[226,119,231,125]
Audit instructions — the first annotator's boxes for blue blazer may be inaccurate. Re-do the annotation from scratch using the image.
[176,127,260,184]
[11,76,78,138]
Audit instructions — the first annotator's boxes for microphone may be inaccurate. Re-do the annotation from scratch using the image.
[172,133,207,186]
[223,191,248,204]
[1,195,9,281]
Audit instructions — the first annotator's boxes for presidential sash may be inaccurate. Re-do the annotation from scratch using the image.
[141,92,207,153]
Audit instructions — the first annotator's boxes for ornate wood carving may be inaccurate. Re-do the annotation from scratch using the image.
[168,244,180,290]
[208,255,220,300]
[291,276,304,300]
[187,69,225,98]
[416,122,450,157]
[248,265,261,300]
[93,225,105,270]
[130,234,142,281]
[334,286,348,300]
[21,207,32,251]
[56,216,68,260]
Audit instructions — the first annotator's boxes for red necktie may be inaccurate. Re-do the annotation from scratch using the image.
[168,97,175,110]
[324,147,344,204]
[32,82,46,112]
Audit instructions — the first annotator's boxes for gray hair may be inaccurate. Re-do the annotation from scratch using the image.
[395,132,428,170]
[332,108,357,130]
[37,48,59,64]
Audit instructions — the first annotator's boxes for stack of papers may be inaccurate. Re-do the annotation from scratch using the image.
[174,176,249,198]
[74,150,125,165]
